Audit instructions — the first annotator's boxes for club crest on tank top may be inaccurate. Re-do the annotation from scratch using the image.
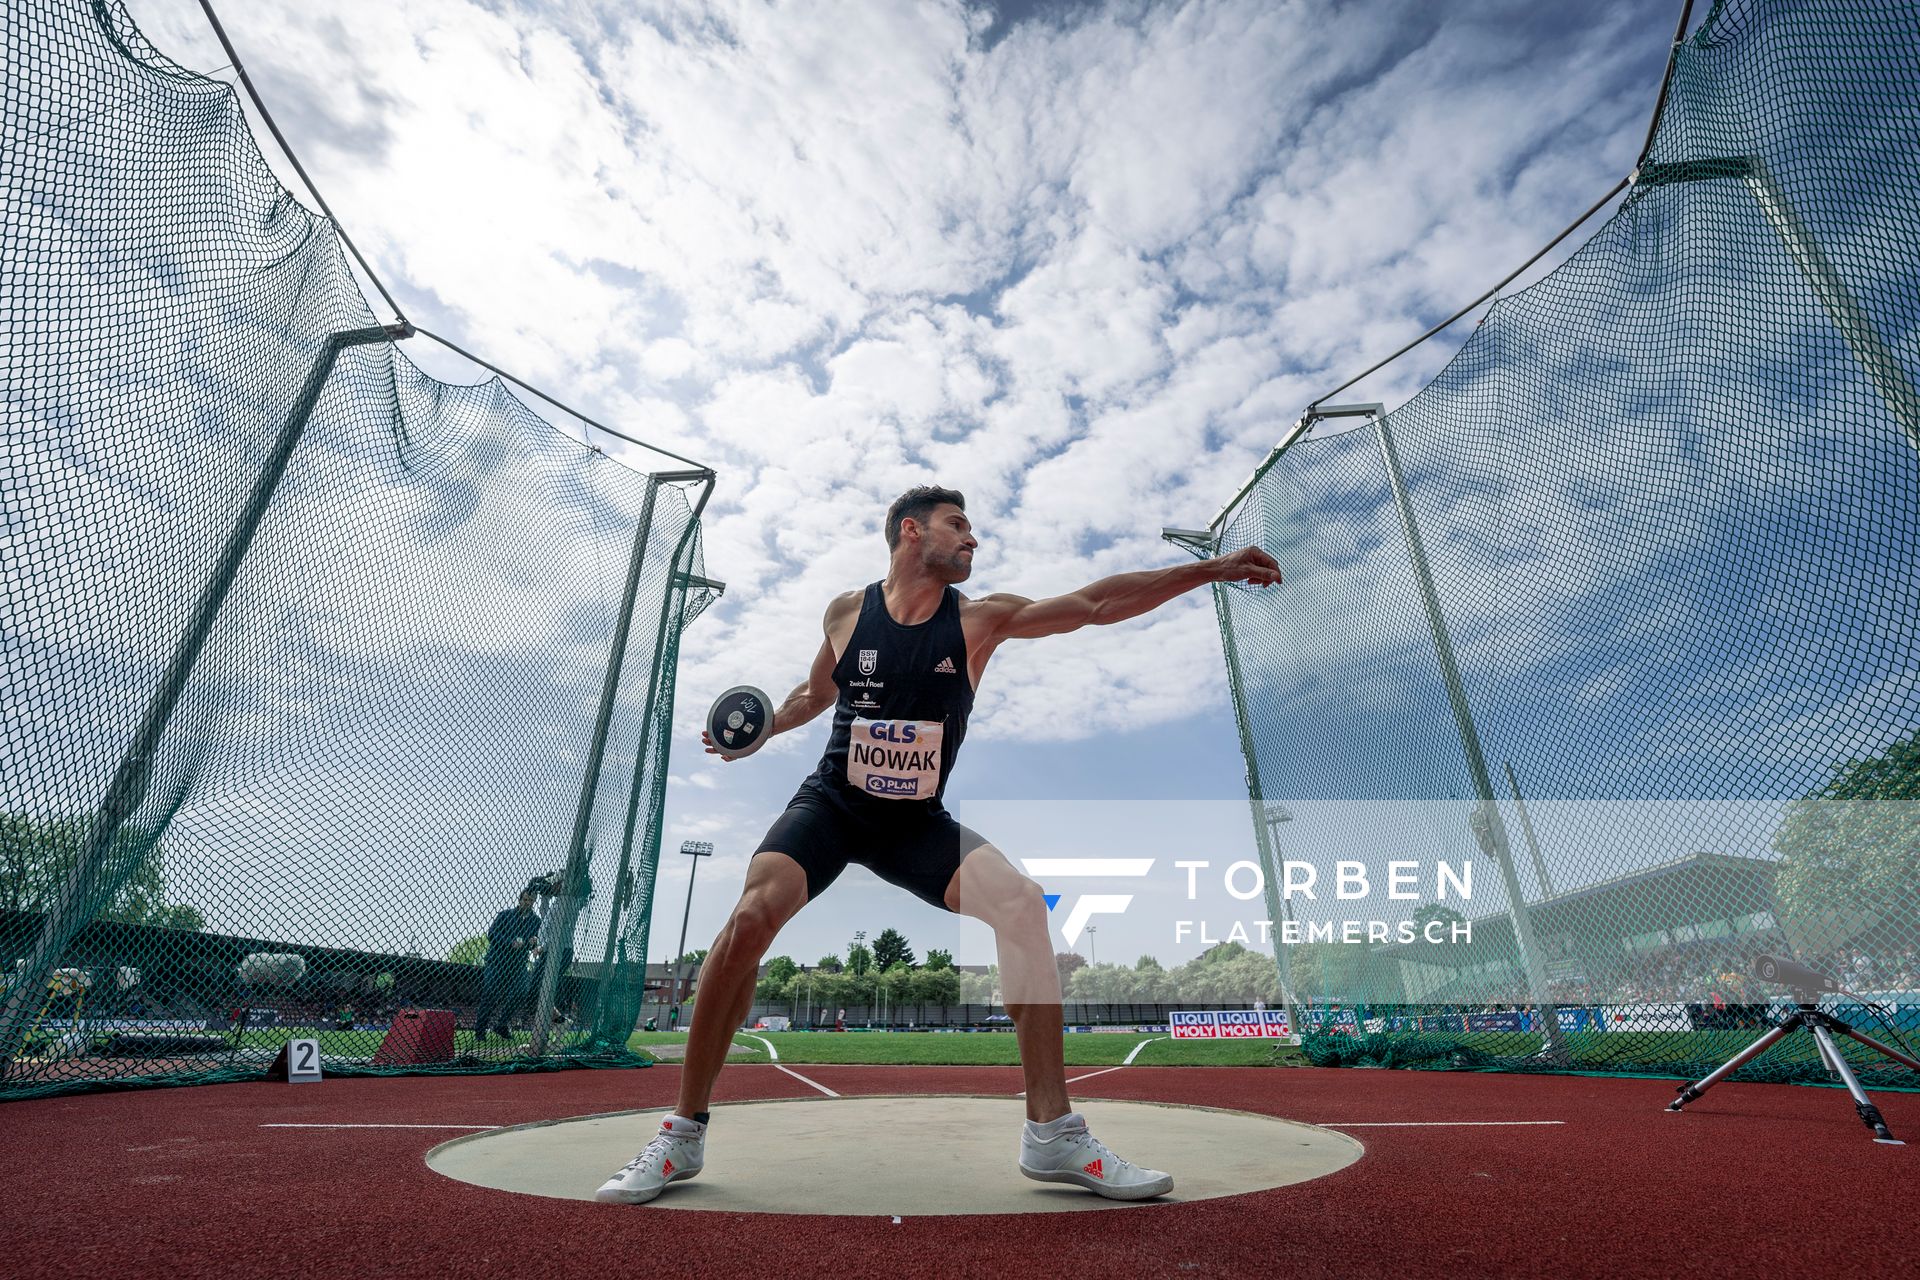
[813,583,974,805]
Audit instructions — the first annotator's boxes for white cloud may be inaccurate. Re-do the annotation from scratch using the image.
[85,0,1697,960]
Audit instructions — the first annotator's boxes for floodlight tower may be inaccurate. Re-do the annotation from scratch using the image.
[665,840,714,1026]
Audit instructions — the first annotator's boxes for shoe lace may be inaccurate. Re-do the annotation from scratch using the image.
[1065,1128,1135,1171]
[619,1131,677,1173]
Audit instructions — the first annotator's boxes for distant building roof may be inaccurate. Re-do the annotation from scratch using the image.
[1373,851,1780,968]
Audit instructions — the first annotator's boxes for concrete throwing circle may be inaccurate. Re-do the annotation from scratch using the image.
[426,1095,1362,1214]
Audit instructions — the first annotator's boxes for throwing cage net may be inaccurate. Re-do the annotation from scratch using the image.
[1194,0,1919,1083]
[1,1,719,1100]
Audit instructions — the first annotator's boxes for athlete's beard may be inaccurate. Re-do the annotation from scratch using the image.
[923,545,973,583]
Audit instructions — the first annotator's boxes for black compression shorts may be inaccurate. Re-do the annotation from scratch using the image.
[753,779,991,911]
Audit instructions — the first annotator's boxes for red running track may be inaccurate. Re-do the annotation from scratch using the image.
[1,1065,1913,1279]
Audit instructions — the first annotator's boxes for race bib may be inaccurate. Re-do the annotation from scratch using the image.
[847,717,944,800]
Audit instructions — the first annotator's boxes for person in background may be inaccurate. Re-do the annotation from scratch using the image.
[474,882,541,1040]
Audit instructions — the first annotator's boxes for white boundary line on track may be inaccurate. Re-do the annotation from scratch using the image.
[737,1033,841,1098]
[260,1123,499,1130]
[1314,1120,1566,1127]
[775,1064,841,1098]
[1017,1037,1162,1095]
[1063,1065,1127,1085]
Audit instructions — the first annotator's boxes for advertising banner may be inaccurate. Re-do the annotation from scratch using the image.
[1169,1009,1292,1038]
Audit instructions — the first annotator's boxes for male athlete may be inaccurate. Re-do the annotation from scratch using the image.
[596,485,1281,1205]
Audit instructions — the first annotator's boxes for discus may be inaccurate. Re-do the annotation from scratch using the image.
[706,685,772,759]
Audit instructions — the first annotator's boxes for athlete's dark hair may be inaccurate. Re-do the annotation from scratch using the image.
[885,485,965,551]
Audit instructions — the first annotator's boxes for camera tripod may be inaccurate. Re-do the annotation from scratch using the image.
[1666,994,1920,1144]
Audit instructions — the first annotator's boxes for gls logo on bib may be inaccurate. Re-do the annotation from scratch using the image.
[848,717,943,800]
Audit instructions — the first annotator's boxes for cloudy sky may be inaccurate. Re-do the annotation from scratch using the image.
[125,0,1693,967]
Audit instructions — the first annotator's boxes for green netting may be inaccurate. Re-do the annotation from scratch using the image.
[0,1,717,1101]
[1201,0,1919,1084]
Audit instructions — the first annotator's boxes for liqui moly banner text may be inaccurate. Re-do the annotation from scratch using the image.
[1168,1009,1292,1039]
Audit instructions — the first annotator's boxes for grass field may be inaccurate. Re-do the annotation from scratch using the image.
[225,1027,543,1058]
[627,1029,1304,1067]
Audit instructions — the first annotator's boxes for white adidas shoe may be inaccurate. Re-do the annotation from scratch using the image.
[1018,1114,1173,1201]
[594,1117,705,1205]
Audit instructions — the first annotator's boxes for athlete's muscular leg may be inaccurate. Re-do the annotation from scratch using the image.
[676,852,809,1118]
[946,846,1069,1123]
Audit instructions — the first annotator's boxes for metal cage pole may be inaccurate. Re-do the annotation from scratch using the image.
[529,468,712,1054]
[1634,157,1920,453]
[0,323,409,1077]
[1164,526,1300,1025]
[1362,406,1565,1055]
[589,515,724,1046]
[1504,761,1557,899]
[1262,803,1304,1035]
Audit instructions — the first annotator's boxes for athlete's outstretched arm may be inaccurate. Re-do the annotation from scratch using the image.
[980,546,1280,642]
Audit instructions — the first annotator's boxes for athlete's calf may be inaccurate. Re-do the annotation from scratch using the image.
[676,852,808,1119]
[947,847,1069,1120]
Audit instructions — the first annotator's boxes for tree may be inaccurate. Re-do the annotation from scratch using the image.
[846,942,873,976]
[924,948,955,971]
[1171,942,1282,1003]
[677,949,709,966]
[1135,955,1163,972]
[1774,732,1920,947]
[1055,951,1086,989]
[909,966,960,1004]
[816,953,844,973]
[872,928,915,970]
[149,904,206,932]
[957,967,997,1003]
[1068,962,1139,1001]
[447,935,488,966]
[874,963,913,1008]
[0,812,205,930]
[757,955,799,1001]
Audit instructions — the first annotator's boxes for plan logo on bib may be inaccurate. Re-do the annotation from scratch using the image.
[1020,858,1154,945]
[848,717,942,800]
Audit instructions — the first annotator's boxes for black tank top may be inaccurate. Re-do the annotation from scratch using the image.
[810,582,974,808]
